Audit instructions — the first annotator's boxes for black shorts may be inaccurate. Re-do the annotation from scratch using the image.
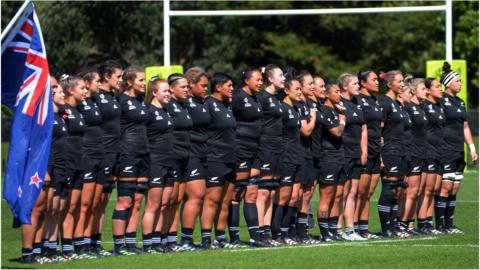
[442,151,466,182]
[52,180,69,198]
[206,162,236,188]
[344,157,363,180]
[47,165,67,184]
[186,157,207,181]
[150,164,174,188]
[422,158,443,175]
[317,162,346,185]
[117,153,150,178]
[82,156,106,185]
[300,158,315,187]
[236,156,256,173]
[407,157,425,177]
[381,155,408,178]
[253,150,281,175]
[103,152,119,178]
[279,162,302,186]
[361,155,381,175]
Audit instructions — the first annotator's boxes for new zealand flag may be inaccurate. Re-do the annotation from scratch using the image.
[1,2,53,227]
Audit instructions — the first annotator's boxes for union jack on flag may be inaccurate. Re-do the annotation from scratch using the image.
[1,2,54,227]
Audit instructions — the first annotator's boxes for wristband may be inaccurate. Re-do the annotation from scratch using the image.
[339,120,346,126]
[469,144,476,153]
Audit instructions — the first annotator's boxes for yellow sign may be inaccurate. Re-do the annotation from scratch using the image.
[426,60,467,108]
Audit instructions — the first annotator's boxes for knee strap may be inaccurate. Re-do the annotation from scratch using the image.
[117,181,136,198]
[248,177,260,185]
[258,179,273,190]
[397,180,408,189]
[136,182,149,195]
[381,180,396,201]
[103,181,116,193]
[112,209,129,220]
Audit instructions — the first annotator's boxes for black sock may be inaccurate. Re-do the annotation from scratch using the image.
[167,231,177,246]
[62,238,74,255]
[125,232,137,249]
[181,227,194,244]
[271,204,284,239]
[318,218,329,239]
[41,239,49,256]
[113,235,124,250]
[328,216,339,235]
[215,229,226,242]
[33,242,42,256]
[228,203,240,242]
[434,196,448,229]
[288,206,298,238]
[83,237,91,252]
[91,233,101,248]
[142,233,152,249]
[354,222,359,233]
[244,203,260,241]
[389,201,398,231]
[201,229,211,244]
[22,248,33,258]
[377,189,393,233]
[281,206,295,238]
[426,216,434,228]
[417,218,425,230]
[263,226,271,239]
[359,220,368,235]
[47,240,58,256]
[407,219,415,229]
[296,212,308,239]
[445,195,456,228]
[73,237,83,254]
[152,232,162,248]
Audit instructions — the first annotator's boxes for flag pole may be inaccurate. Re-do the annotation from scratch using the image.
[0,0,32,43]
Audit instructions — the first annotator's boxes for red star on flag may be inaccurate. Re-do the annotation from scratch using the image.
[29,172,42,188]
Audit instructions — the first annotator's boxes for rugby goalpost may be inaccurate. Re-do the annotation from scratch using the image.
[162,0,453,66]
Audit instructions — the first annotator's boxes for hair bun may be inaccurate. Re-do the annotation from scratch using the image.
[442,61,452,73]
[60,74,70,81]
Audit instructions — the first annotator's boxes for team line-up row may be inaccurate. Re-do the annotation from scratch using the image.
[19,60,477,264]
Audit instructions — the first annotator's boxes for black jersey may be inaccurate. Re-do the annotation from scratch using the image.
[421,100,446,159]
[318,105,344,164]
[312,101,327,158]
[339,97,365,158]
[118,93,149,155]
[147,104,174,163]
[399,102,412,160]
[405,102,428,159]
[64,104,85,156]
[91,90,121,152]
[439,93,467,152]
[281,102,304,165]
[256,90,284,153]
[78,97,104,156]
[232,89,263,140]
[166,99,193,159]
[48,111,68,167]
[205,96,236,162]
[379,95,405,156]
[184,96,210,157]
[294,99,315,160]
[353,93,382,158]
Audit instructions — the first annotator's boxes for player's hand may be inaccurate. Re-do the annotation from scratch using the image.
[470,151,478,162]
[361,152,368,166]
[338,113,346,123]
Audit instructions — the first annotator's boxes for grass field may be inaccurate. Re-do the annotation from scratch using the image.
[1,142,479,268]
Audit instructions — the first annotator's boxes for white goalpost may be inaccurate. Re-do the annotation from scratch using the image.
[163,0,453,66]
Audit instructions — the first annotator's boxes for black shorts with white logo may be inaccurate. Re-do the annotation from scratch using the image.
[300,158,315,187]
[317,161,346,185]
[48,165,68,197]
[186,156,207,181]
[279,162,302,186]
[442,151,466,181]
[116,153,150,179]
[361,154,381,175]
[236,156,256,173]
[253,150,281,175]
[344,157,363,180]
[170,156,190,182]
[103,152,119,178]
[381,155,408,178]
[82,156,106,185]
[407,157,425,177]
[206,161,236,188]
[150,164,174,188]
[422,158,443,175]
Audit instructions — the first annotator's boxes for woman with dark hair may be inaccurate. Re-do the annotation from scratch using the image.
[229,67,267,247]
[316,83,347,242]
[271,79,303,245]
[437,62,477,233]
[254,64,285,246]
[417,78,445,234]
[200,73,237,249]
[377,70,407,238]
[337,73,367,241]
[111,66,148,255]
[179,67,209,250]
[164,73,192,252]
[141,78,174,253]
[60,75,87,259]
[353,69,382,239]
[74,68,104,258]
[402,79,428,235]
[91,60,122,256]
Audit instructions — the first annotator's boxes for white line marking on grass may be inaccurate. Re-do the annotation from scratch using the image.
[356,244,478,248]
